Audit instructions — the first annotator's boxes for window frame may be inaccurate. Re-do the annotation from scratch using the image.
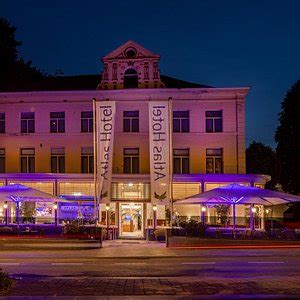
[81,111,93,133]
[81,147,94,173]
[21,112,35,133]
[123,111,139,132]
[205,110,223,133]
[20,148,35,173]
[0,148,5,173]
[0,113,5,134]
[173,110,190,133]
[50,148,65,173]
[173,148,190,174]
[123,148,139,174]
[50,112,65,133]
[206,148,223,174]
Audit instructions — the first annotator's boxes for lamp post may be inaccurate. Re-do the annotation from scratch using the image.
[105,204,110,230]
[250,205,257,230]
[153,205,157,230]
[53,203,58,226]
[201,206,207,225]
[3,202,8,225]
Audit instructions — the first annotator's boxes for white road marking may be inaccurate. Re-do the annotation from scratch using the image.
[0,263,20,266]
[248,261,285,264]
[181,262,216,265]
[114,262,147,266]
[51,263,83,266]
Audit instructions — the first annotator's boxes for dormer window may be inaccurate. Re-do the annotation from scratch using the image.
[124,68,138,89]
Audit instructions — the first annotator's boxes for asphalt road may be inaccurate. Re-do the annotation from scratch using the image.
[1,241,300,297]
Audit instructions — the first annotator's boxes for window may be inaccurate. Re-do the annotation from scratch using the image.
[144,63,149,80]
[51,148,65,173]
[0,113,5,133]
[0,148,5,173]
[123,68,138,89]
[173,149,189,174]
[123,148,139,174]
[206,148,223,174]
[123,111,139,132]
[20,148,35,173]
[205,110,223,132]
[21,112,35,133]
[50,112,65,133]
[112,63,118,80]
[173,111,190,132]
[81,147,94,173]
[153,62,159,79]
[81,111,93,133]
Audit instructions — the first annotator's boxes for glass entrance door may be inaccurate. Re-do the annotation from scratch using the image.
[119,203,143,238]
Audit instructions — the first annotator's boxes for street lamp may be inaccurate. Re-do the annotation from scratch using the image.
[105,204,110,230]
[53,203,58,226]
[3,202,8,225]
[201,206,207,225]
[152,205,157,230]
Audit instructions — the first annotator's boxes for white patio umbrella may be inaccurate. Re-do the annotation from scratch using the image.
[175,184,300,229]
[0,184,64,224]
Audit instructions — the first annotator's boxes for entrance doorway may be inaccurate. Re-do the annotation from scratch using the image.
[119,203,143,238]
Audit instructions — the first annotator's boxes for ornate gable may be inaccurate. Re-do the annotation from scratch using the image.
[98,41,165,90]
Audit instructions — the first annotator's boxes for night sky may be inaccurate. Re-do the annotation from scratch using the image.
[1,0,300,147]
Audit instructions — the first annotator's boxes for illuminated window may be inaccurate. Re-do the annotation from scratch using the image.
[173,149,189,174]
[173,183,200,200]
[0,113,5,134]
[51,148,65,173]
[81,111,93,133]
[59,182,95,196]
[123,111,139,132]
[0,148,5,173]
[21,112,35,133]
[123,148,139,174]
[50,112,65,133]
[8,181,54,194]
[111,183,150,200]
[206,110,223,132]
[206,148,223,174]
[20,148,35,173]
[81,147,94,173]
[173,111,189,132]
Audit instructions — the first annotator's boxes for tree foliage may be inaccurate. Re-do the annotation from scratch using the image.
[0,17,45,91]
[246,141,279,189]
[275,80,300,195]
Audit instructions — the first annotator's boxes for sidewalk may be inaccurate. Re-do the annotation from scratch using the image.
[0,237,299,254]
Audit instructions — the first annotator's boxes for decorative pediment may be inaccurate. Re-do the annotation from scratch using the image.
[102,40,160,60]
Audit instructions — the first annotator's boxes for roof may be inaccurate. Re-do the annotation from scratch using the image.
[0,74,211,92]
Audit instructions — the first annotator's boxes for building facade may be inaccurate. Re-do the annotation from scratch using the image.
[0,41,269,237]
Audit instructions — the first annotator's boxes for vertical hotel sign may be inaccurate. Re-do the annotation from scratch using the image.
[96,101,116,203]
[149,101,170,205]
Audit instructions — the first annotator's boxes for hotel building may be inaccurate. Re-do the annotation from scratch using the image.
[0,41,269,238]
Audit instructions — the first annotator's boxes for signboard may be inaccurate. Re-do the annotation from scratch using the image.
[148,101,171,205]
[96,101,116,203]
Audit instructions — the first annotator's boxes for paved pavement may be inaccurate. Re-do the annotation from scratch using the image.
[0,240,299,298]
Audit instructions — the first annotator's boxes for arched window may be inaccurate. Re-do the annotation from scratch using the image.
[123,68,138,89]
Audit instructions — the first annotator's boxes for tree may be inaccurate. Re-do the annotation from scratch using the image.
[275,81,300,195]
[0,17,45,91]
[246,141,279,189]
[214,204,230,226]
